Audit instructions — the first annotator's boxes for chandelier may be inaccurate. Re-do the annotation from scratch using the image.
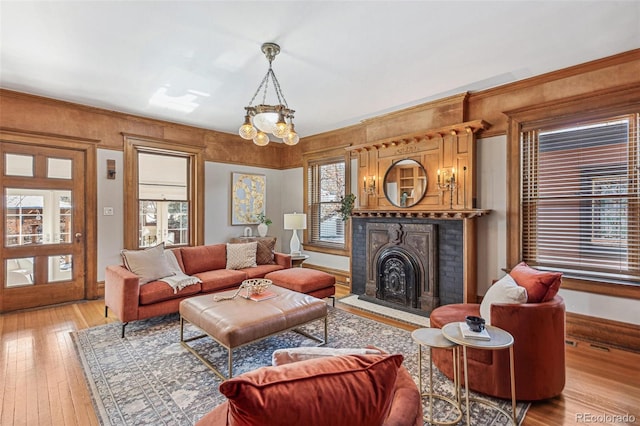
[238,42,299,146]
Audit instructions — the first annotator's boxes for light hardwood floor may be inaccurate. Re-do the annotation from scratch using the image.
[1,296,639,426]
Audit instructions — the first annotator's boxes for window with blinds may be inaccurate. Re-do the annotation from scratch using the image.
[521,113,639,284]
[307,158,346,247]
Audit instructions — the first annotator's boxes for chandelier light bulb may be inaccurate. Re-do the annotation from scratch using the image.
[238,115,258,140]
[273,113,290,138]
[283,127,300,145]
[253,131,270,146]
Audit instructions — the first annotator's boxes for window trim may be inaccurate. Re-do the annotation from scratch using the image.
[123,134,204,250]
[505,86,640,300]
[303,147,351,256]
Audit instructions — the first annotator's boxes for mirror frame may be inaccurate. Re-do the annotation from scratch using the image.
[382,159,428,208]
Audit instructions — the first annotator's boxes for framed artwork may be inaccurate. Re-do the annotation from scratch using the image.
[231,172,266,225]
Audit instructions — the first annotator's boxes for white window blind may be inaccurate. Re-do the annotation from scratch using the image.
[307,158,346,247]
[521,114,639,283]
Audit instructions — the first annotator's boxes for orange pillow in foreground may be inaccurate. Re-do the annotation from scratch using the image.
[219,353,403,426]
[510,262,562,303]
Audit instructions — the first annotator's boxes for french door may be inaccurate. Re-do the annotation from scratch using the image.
[1,139,88,311]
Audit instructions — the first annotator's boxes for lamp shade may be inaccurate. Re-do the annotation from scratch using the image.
[283,213,307,230]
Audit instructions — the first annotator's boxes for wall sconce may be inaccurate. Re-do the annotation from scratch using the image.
[363,175,376,195]
[437,168,457,209]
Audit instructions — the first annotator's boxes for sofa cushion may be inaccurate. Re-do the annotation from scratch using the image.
[241,264,284,279]
[480,274,528,325]
[265,268,336,293]
[196,269,248,293]
[272,347,383,366]
[219,354,403,426]
[138,279,202,305]
[121,243,174,285]
[229,237,277,265]
[226,242,258,270]
[510,262,562,303]
[180,244,227,275]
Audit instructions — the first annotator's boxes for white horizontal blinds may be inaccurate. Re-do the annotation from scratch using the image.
[521,114,640,282]
[307,158,346,246]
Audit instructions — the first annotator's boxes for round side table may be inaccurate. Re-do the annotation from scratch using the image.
[441,322,517,426]
[411,328,463,425]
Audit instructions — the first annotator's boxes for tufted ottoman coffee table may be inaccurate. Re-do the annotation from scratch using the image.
[265,268,336,305]
[179,286,327,379]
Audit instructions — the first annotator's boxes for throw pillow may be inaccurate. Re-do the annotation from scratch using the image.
[272,346,383,366]
[510,261,562,303]
[229,237,276,265]
[479,274,528,325]
[226,242,258,270]
[220,354,403,426]
[121,243,174,285]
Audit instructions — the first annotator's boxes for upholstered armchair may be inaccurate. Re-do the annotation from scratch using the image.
[429,295,566,401]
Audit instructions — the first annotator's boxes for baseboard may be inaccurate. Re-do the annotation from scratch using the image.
[566,312,640,353]
[303,263,350,289]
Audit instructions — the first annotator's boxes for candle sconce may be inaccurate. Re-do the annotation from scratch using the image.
[437,168,457,209]
[363,175,376,195]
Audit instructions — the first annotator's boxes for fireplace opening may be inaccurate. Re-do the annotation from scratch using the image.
[376,247,420,309]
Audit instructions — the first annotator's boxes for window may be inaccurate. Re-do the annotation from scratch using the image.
[123,136,204,250]
[306,156,347,250]
[520,114,639,284]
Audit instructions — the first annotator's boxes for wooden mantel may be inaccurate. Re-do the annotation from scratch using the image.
[352,209,491,220]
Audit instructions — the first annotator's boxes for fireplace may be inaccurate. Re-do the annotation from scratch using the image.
[376,247,422,308]
[359,221,441,315]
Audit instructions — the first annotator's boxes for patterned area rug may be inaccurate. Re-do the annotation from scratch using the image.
[72,307,529,425]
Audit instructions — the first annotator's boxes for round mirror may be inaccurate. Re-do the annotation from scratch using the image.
[383,159,427,208]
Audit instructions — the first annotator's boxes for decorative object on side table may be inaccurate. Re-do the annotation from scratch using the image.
[256,212,272,237]
[465,315,486,332]
[284,212,306,255]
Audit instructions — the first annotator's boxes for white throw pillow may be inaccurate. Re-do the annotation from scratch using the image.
[226,242,258,270]
[479,274,528,325]
[121,243,174,285]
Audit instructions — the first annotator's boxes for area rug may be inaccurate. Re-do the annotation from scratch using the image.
[338,294,431,327]
[72,307,529,426]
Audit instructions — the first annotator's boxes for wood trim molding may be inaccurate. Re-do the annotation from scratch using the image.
[352,209,491,219]
[566,312,640,353]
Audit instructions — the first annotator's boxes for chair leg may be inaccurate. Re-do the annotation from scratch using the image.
[121,322,128,338]
[104,306,108,317]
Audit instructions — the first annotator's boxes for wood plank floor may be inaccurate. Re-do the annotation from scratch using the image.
[1,296,639,426]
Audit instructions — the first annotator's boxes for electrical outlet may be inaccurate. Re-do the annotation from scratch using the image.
[103,207,114,216]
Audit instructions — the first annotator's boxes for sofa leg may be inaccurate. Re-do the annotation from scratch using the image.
[121,322,128,338]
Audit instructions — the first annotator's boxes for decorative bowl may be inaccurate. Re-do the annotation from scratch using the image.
[465,315,486,332]
[243,278,272,295]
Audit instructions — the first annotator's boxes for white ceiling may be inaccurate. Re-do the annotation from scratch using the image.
[1,1,638,139]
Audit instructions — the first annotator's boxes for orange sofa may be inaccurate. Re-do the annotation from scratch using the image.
[105,243,291,337]
[429,295,566,401]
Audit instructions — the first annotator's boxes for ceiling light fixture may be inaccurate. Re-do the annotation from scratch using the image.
[238,43,299,146]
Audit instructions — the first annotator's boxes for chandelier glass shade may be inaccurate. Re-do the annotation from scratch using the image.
[238,43,299,146]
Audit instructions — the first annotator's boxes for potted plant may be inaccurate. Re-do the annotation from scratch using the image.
[338,193,356,221]
[256,212,272,237]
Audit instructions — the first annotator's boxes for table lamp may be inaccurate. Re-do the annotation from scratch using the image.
[283,212,307,255]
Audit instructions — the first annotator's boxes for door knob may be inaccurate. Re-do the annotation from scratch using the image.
[75,233,82,242]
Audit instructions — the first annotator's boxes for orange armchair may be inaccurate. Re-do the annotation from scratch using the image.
[429,295,566,401]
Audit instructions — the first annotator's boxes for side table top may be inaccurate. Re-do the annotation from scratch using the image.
[412,327,458,349]
[442,322,514,349]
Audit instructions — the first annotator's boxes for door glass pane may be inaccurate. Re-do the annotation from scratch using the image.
[48,255,72,282]
[47,158,72,179]
[5,257,34,287]
[5,154,33,177]
[5,188,72,246]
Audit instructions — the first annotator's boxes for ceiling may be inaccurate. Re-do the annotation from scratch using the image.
[1,1,638,139]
